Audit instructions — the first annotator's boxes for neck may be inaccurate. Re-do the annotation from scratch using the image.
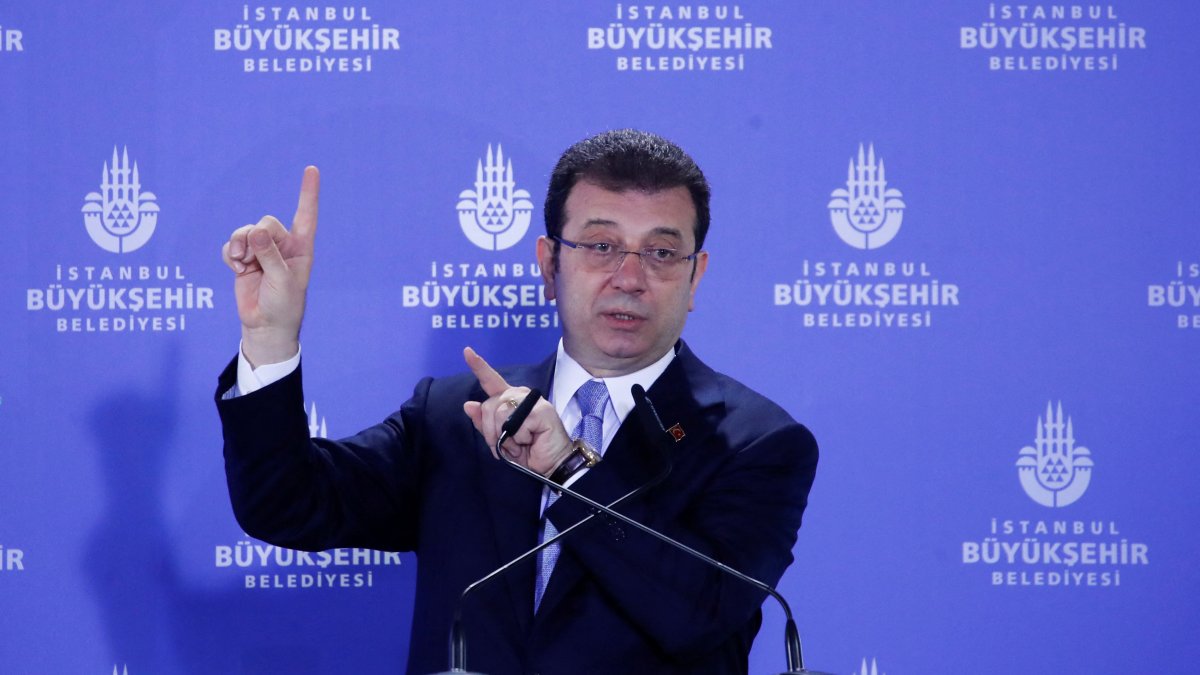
[561,340,677,379]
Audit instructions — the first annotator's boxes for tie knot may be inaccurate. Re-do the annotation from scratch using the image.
[574,380,609,419]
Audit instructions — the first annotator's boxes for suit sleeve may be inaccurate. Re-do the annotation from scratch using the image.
[215,356,430,552]
[546,412,818,659]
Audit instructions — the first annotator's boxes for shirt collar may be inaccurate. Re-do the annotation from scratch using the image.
[551,339,676,423]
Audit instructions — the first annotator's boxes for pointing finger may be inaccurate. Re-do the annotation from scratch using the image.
[292,166,320,245]
[464,346,510,397]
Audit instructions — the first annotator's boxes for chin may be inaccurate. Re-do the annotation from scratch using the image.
[601,341,664,366]
[597,336,649,358]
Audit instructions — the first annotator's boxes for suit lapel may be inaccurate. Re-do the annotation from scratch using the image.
[641,342,725,466]
[477,353,557,636]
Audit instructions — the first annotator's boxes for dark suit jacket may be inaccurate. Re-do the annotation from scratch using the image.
[216,341,818,675]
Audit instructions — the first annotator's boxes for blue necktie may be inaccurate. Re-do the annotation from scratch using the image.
[534,379,609,611]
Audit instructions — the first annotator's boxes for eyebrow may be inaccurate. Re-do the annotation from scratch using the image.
[580,219,684,241]
[647,226,684,240]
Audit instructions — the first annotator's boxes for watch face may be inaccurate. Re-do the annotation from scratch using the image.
[578,440,601,466]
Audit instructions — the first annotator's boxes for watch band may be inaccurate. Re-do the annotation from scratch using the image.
[549,438,601,485]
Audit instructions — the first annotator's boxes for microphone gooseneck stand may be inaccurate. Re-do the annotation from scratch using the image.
[439,388,673,675]
[435,386,831,675]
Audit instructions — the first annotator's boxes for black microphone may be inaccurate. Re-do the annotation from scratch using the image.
[499,387,542,440]
[434,387,672,675]
[496,384,828,675]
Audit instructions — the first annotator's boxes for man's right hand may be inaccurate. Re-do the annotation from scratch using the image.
[221,166,320,367]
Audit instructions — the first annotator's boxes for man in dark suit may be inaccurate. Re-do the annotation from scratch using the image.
[217,130,818,674]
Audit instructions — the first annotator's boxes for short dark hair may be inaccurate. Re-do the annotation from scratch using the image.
[544,129,711,251]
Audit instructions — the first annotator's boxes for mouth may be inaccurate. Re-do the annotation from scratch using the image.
[603,310,645,326]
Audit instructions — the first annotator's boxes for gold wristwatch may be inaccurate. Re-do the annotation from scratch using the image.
[549,438,601,485]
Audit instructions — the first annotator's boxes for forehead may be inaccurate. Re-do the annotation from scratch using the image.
[562,180,697,244]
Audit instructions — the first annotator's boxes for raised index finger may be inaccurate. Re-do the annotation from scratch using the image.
[464,346,509,397]
[292,165,320,243]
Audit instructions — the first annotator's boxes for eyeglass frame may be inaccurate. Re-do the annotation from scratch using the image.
[552,235,701,279]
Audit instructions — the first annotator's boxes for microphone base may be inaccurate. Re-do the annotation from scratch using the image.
[778,670,837,675]
[427,671,488,675]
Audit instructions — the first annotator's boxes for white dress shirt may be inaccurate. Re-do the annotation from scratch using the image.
[544,340,674,495]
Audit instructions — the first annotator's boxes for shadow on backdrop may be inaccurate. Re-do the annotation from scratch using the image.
[84,341,414,674]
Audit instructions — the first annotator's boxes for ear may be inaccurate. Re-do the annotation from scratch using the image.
[687,251,708,311]
[536,236,557,301]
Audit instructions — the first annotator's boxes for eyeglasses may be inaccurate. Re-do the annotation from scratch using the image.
[554,236,700,281]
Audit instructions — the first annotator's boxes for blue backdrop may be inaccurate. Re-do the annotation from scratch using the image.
[1,2,1197,673]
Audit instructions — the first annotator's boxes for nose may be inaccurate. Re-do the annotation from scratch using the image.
[609,250,647,292]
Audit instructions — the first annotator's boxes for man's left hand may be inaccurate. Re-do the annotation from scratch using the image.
[463,347,572,476]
